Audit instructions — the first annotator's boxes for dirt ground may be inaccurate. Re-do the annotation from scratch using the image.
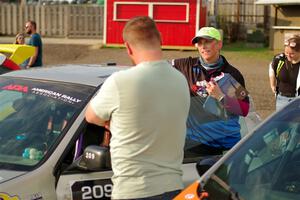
[43,43,275,120]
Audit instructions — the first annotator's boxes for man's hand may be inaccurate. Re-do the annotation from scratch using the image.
[271,85,277,95]
[205,80,224,101]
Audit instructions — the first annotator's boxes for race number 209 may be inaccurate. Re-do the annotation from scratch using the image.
[71,179,113,200]
[82,184,113,199]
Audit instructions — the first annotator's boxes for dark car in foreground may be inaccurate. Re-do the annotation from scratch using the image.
[175,97,300,200]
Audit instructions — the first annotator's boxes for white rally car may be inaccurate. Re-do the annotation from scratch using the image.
[0,65,260,200]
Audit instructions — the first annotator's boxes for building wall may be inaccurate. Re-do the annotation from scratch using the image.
[270,5,300,50]
[105,0,206,48]
[277,6,300,26]
[209,0,268,42]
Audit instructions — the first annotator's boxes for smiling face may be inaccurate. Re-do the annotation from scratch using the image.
[196,38,222,64]
[285,46,300,64]
[16,35,25,44]
[25,22,35,35]
[284,35,300,64]
[284,38,300,64]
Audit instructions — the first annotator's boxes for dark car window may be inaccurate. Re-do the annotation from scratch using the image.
[0,77,95,170]
[202,99,300,199]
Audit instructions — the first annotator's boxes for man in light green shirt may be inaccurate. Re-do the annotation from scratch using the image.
[85,16,190,200]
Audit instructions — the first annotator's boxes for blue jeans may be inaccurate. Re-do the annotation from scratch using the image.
[276,94,296,111]
[113,190,181,200]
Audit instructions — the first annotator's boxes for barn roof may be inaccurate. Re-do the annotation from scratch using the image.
[255,0,300,5]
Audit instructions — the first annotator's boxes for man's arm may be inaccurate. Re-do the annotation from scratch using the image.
[85,103,106,126]
[85,74,119,128]
[26,46,38,68]
[269,62,277,95]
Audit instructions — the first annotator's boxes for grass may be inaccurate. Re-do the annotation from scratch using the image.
[222,42,275,60]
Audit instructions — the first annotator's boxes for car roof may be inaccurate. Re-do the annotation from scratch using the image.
[0,64,128,87]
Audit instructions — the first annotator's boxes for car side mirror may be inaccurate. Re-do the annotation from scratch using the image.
[76,145,111,171]
[196,155,222,176]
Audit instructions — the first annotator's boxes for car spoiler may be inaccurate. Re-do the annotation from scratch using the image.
[0,44,35,65]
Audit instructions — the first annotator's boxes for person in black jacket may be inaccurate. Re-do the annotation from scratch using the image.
[172,27,250,156]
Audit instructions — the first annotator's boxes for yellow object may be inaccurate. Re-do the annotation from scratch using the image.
[0,192,20,200]
[0,106,16,121]
[0,44,35,65]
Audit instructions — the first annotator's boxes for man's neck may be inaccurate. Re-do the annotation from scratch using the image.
[291,58,300,64]
[134,50,163,65]
[201,55,220,65]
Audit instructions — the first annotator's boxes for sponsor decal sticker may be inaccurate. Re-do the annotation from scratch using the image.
[71,179,113,200]
[29,193,43,200]
[184,193,195,199]
[2,84,28,93]
[0,192,20,200]
[31,88,82,104]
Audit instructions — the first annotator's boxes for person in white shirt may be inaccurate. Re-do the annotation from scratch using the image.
[85,16,190,200]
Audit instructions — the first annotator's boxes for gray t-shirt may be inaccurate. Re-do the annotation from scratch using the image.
[90,60,190,199]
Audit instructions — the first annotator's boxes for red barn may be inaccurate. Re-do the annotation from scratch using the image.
[104,0,207,49]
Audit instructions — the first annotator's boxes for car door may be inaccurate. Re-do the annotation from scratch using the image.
[54,122,114,200]
[55,120,199,200]
[56,170,113,200]
[56,158,199,199]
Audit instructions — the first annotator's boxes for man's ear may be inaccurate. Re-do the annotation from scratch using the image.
[218,40,223,49]
[125,42,133,56]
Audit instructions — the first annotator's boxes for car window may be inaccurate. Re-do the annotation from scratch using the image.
[0,77,95,170]
[201,99,300,199]
[58,122,109,173]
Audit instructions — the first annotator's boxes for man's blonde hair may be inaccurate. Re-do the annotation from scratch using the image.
[122,16,161,49]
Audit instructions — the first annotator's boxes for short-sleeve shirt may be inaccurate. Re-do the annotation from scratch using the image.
[90,60,190,199]
[28,33,43,67]
[271,53,300,96]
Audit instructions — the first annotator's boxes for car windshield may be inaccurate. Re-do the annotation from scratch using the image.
[202,98,300,199]
[0,77,95,170]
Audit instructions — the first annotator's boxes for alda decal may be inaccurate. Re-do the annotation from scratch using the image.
[0,192,20,200]
[2,84,28,93]
[71,179,113,200]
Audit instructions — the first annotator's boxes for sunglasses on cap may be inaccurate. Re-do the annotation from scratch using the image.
[284,40,297,48]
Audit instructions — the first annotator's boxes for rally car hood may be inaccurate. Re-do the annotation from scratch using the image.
[0,169,26,184]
